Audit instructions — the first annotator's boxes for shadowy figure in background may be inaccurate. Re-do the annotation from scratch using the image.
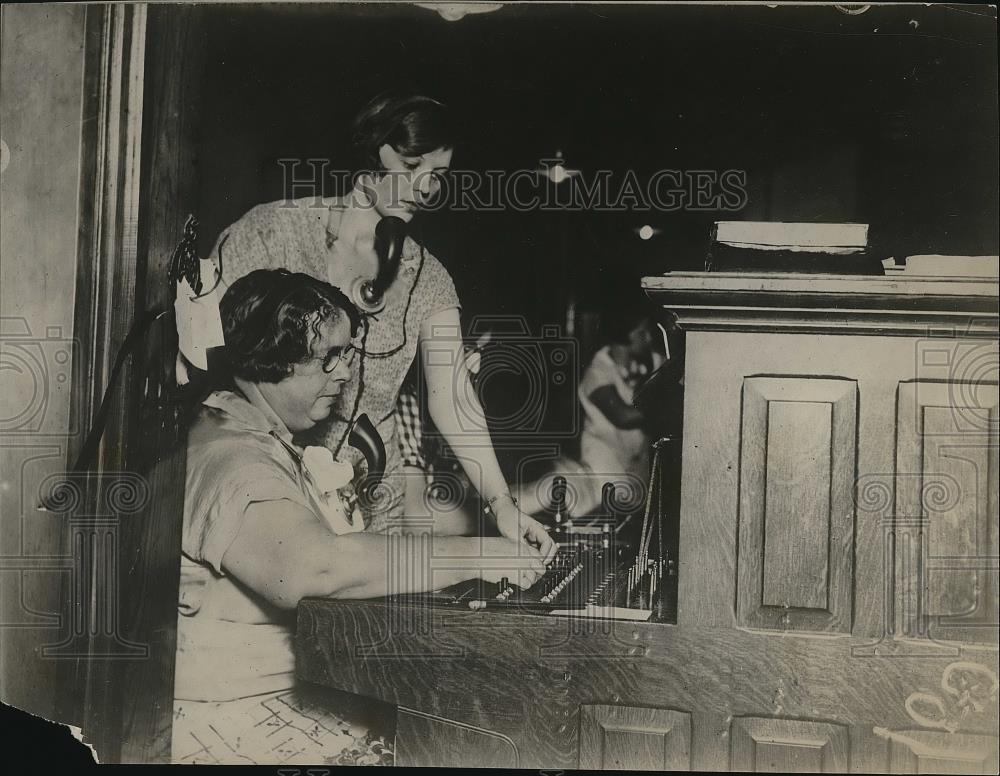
[514,304,669,518]
[393,302,676,527]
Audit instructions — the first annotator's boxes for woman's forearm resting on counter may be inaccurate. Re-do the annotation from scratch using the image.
[220,499,544,608]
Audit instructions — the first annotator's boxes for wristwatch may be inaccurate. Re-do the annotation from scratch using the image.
[483,492,518,515]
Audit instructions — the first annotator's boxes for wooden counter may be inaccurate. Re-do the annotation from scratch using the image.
[298,271,999,771]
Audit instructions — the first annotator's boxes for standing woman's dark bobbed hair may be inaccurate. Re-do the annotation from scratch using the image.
[351,92,455,172]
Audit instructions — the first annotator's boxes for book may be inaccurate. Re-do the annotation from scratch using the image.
[707,221,881,274]
[714,221,869,253]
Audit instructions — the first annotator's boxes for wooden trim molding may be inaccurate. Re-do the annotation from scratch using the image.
[58,3,206,764]
[69,3,147,470]
[116,4,207,763]
[58,4,148,761]
[642,272,999,337]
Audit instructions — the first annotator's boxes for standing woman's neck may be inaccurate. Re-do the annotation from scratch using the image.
[337,177,383,276]
[350,174,385,235]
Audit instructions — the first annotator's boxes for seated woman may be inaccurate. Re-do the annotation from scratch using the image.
[172,268,545,765]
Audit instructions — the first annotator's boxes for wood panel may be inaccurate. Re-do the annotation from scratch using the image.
[676,330,742,628]
[895,381,999,644]
[730,717,849,773]
[298,600,999,770]
[115,4,207,764]
[298,319,1000,771]
[676,332,905,638]
[579,705,691,770]
[677,333,996,641]
[762,401,832,610]
[737,377,857,632]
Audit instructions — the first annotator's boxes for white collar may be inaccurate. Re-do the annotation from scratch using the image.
[203,385,295,449]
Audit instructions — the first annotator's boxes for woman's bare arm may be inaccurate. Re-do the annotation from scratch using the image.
[587,384,646,429]
[220,498,545,609]
[400,465,480,536]
[419,308,556,561]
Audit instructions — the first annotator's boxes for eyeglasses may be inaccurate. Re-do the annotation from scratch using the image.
[313,342,360,374]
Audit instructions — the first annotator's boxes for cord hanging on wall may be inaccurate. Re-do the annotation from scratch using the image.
[166,215,203,294]
[168,216,225,379]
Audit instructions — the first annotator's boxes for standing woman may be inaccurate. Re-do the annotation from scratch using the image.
[211,93,553,558]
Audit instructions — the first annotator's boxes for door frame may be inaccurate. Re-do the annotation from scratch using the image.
[58,3,206,763]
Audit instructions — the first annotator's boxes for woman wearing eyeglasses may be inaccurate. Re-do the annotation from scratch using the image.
[172,269,547,765]
[210,92,554,561]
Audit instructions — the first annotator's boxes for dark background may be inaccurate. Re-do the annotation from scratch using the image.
[189,2,998,470]
[193,2,998,319]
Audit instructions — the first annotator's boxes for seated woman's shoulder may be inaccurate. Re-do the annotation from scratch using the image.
[187,422,296,483]
[187,403,280,463]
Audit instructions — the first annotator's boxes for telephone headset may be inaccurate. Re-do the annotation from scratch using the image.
[330,213,428,461]
[37,219,204,507]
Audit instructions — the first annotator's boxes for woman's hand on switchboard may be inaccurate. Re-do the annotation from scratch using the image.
[472,537,547,589]
[494,504,557,565]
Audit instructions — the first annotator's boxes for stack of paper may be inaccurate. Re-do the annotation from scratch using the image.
[884,254,1000,277]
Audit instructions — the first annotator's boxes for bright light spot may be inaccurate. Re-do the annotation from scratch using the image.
[549,164,568,184]
[638,225,654,241]
[415,3,504,21]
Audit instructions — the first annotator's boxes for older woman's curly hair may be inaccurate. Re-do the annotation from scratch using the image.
[220,269,361,383]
